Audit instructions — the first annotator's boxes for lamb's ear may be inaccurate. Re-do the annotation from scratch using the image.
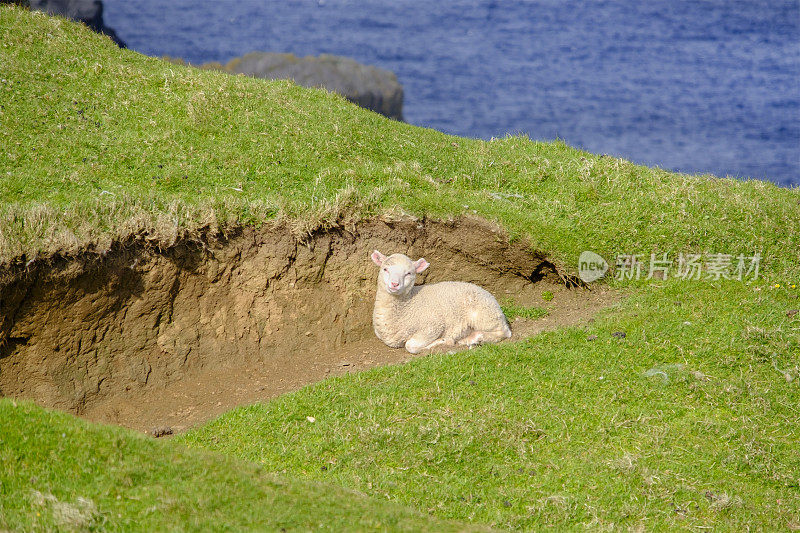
[414,258,429,273]
[371,250,386,266]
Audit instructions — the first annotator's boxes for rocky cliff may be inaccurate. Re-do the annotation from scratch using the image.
[219,52,404,121]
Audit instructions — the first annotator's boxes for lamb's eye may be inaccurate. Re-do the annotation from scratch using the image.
[405,273,411,277]
[383,268,388,272]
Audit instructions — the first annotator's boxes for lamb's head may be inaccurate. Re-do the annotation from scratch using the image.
[371,250,429,296]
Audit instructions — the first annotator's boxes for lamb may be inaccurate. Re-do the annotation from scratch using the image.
[370,250,512,354]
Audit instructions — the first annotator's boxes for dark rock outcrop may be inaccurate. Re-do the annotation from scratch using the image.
[29,0,125,47]
[219,52,403,121]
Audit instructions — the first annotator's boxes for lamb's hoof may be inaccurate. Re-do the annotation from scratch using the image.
[461,332,485,348]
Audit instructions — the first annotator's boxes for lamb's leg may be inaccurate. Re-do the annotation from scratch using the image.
[424,338,448,350]
[405,328,445,354]
[457,330,483,347]
[405,336,440,354]
[458,325,511,348]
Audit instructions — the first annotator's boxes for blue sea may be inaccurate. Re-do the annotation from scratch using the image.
[103,0,800,186]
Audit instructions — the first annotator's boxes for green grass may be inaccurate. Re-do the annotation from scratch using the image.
[1,5,799,531]
[0,399,479,531]
[500,301,549,321]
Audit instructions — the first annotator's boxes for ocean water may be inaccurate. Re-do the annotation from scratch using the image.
[103,0,800,186]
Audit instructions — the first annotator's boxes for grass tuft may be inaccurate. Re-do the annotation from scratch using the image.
[501,302,549,321]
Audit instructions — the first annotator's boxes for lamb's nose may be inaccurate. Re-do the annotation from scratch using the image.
[390,281,399,288]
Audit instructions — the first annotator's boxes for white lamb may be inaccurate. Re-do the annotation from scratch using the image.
[371,250,512,354]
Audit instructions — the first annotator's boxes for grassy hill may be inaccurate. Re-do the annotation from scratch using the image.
[0,399,480,531]
[1,5,799,531]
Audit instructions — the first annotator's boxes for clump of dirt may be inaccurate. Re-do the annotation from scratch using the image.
[0,216,616,432]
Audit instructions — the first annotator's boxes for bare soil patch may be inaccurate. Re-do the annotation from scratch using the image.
[0,216,617,432]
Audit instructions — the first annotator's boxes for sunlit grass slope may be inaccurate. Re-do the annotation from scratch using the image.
[1,5,799,532]
[0,399,480,531]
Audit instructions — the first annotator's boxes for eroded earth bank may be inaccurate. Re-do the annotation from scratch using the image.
[0,217,615,432]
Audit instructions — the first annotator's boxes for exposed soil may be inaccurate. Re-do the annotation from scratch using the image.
[0,216,617,433]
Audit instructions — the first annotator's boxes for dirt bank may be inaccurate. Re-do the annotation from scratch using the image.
[0,216,616,432]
